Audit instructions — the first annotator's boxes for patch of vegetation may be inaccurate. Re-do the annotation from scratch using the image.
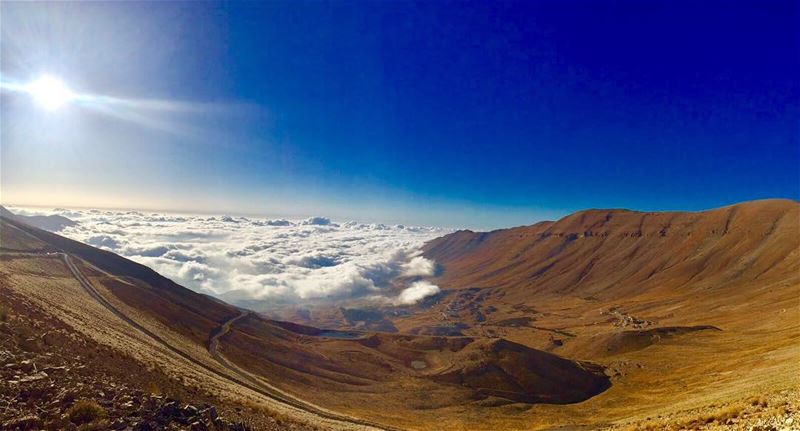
[77,420,110,431]
[67,399,106,425]
[0,303,9,322]
[705,404,743,423]
[769,404,788,417]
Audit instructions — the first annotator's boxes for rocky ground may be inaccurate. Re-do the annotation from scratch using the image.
[0,291,311,431]
[608,389,799,431]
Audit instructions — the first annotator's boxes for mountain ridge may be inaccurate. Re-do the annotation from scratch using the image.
[0,205,77,232]
[423,198,799,300]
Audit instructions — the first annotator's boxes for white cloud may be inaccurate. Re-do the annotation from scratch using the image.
[301,216,332,226]
[10,206,446,307]
[85,234,121,249]
[402,255,436,277]
[396,281,441,305]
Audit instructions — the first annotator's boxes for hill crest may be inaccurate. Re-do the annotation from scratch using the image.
[423,199,800,299]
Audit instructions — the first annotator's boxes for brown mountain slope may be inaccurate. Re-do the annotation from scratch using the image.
[2,212,241,345]
[401,199,800,430]
[0,210,611,430]
[424,199,798,302]
[223,198,799,429]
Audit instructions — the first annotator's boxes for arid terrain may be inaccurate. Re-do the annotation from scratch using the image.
[1,199,799,430]
[405,198,800,430]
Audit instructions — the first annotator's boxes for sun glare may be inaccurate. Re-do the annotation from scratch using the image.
[26,75,75,111]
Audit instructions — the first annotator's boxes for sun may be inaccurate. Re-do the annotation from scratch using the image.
[26,75,75,111]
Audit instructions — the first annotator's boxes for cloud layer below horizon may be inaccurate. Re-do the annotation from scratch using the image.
[10,207,446,307]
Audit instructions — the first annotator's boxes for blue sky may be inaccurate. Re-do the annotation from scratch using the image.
[1,0,797,229]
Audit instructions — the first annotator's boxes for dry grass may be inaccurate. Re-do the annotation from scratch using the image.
[609,390,800,431]
[702,404,743,424]
[67,399,106,425]
[769,403,788,417]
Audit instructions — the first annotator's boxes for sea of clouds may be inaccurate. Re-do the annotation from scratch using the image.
[9,207,447,306]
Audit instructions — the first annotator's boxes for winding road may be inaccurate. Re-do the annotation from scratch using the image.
[208,310,250,367]
[58,252,399,431]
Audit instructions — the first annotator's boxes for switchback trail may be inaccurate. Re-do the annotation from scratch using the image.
[59,252,398,431]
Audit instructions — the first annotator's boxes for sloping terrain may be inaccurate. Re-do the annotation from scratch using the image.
[395,199,800,429]
[0,210,611,430]
[416,199,799,343]
[2,200,797,430]
[1,214,373,431]
[424,199,798,302]
[0,205,76,232]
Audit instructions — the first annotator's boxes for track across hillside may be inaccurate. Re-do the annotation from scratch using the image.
[59,252,399,431]
[209,310,250,364]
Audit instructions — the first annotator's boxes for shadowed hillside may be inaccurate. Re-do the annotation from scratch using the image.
[401,199,800,430]
[0,210,612,431]
[226,199,800,429]
[2,200,798,430]
[0,205,77,232]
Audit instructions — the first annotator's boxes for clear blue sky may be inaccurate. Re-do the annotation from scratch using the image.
[1,0,797,229]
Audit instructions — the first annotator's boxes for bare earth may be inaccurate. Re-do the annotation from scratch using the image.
[1,199,798,430]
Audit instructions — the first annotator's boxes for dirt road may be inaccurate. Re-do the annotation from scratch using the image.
[59,252,396,431]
